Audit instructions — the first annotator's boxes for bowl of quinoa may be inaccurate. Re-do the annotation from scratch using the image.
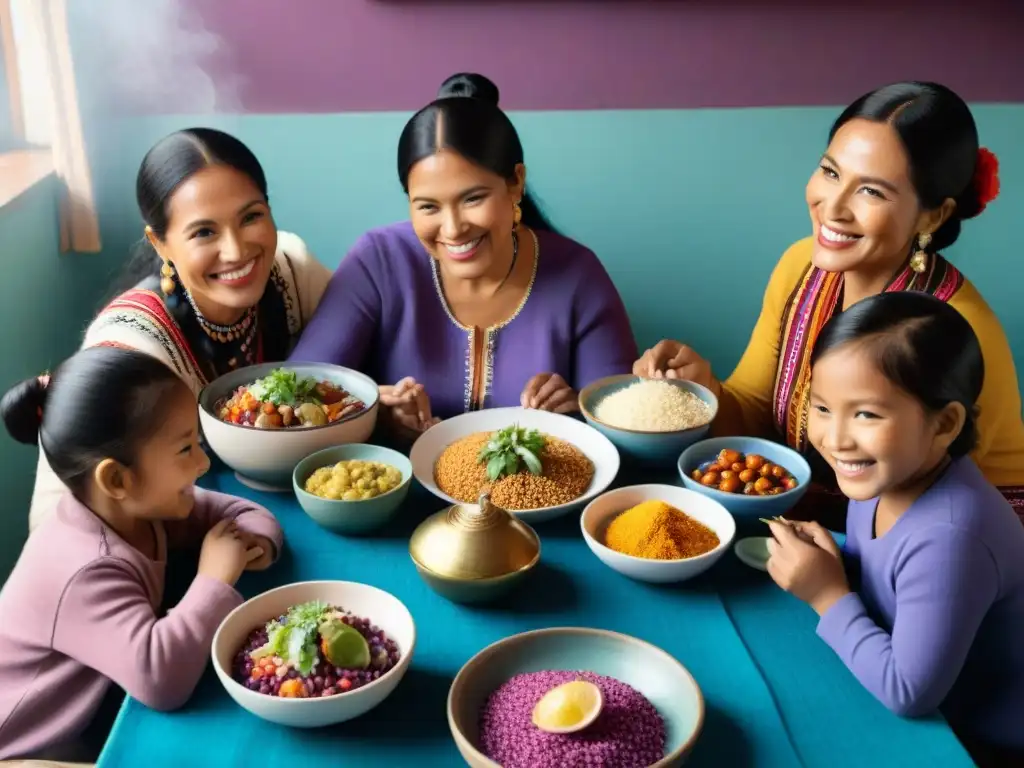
[410,407,621,524]
[213,581,415,727]
[448,627,704,767]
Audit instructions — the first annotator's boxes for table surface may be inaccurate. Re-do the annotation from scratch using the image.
[98,467,974,768]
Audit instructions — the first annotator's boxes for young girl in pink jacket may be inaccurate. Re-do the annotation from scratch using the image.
[0,346,283,762]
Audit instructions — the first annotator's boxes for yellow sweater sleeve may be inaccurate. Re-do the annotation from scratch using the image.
[947,281,1024,487]
[715,239,814,437]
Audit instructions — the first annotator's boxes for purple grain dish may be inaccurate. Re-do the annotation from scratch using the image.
[478,670,665,768]
[230,607,401,699]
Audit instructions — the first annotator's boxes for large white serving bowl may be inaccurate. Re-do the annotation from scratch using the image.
[198,362,380,491]
[581,484,736,583]
[211,581,416,728]
[410,407,621,524]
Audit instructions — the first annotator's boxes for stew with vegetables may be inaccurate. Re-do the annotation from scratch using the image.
[215,368,367,429]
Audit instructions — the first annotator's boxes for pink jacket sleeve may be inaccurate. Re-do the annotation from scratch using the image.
[50,562,242,711]
[165,487,284,560]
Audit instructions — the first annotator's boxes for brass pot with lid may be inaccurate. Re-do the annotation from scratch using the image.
[409,492,541,604]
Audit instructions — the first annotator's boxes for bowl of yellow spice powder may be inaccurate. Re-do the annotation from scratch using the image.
[580,485,735,583]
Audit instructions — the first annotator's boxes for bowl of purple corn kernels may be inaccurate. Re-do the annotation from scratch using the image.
[212,580,416,727]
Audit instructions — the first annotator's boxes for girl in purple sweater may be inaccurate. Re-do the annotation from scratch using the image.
[0,347,283,762]
[766,292,1024,764]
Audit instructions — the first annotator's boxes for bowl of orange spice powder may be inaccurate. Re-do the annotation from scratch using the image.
[580,485,735,584]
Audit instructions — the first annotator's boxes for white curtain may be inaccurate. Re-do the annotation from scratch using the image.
[8,0,100,252]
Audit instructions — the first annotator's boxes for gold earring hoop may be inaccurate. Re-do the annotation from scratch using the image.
[513,201,522,228]
[910,232,931,274]
[160,260,176,296]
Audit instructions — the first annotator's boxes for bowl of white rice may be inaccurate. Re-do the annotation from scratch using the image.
[578,375,718,463]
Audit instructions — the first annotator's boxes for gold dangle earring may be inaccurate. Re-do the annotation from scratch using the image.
[160,260,176,296]
[513,200,522,229]
[910,232,931,274]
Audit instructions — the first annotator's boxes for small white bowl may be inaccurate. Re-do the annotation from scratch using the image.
[212,581,416,728]
[580,484,736,583]
[410,407,620,524]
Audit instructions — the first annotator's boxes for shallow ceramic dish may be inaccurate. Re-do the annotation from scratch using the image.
[199,362,380,491]
[212,580,415,728]
[734,536,772,572]
[578,374,718,463]
[293,444,412,535]
[447,627,703,768]
[409,407,620,524]
[581,484,735,583]
[678,436,812,519]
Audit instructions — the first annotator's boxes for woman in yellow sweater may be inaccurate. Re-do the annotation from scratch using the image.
[635,81,1024,521]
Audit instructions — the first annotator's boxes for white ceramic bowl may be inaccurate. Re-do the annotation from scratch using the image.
[410,407,621,523]
[198,362,380,491]
[212,581,416,728]
[581,484,736,583]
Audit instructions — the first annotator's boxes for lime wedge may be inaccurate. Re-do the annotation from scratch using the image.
[318,619,370,670]
[531,680,603,734]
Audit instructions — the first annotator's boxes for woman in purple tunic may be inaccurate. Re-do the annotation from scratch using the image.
[289,74,636,433]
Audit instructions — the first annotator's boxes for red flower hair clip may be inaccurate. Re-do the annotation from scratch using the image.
[974,147,1000,212]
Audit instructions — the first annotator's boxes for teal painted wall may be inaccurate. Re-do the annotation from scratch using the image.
[84,105,1024,379]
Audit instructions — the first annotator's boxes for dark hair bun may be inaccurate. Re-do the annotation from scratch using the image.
[437,72,500,106]
[1,375,47,445]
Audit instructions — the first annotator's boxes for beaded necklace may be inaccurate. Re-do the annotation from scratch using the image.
[184,289,259,370]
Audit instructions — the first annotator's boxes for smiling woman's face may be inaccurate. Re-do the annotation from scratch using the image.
[406,149,524,280]
[148,164,277,325]
[805,118,948,282]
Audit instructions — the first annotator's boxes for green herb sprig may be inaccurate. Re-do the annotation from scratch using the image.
[249,368,320,406]
[251,600,328,675]
[477,424,546,481]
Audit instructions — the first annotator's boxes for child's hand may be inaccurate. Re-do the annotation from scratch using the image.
[766,520,850,616]
[198,519,264,586]
[240,534,276,572]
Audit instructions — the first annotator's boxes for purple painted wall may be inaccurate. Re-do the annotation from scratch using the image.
[90,0,1024,114]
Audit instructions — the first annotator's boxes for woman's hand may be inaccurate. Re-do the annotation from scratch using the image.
[632,340,720,396]
[521,373,577,414]
[766,520,850,616]
[379,377,440,433]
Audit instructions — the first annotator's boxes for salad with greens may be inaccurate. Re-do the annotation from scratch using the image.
[251,601,370,675]
[234,600,402,699]
[216,367,366,429]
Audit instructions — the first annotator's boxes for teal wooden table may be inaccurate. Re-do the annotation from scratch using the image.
[98,468,973,768]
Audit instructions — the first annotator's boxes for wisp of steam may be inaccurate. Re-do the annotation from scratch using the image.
[68,0,244,114]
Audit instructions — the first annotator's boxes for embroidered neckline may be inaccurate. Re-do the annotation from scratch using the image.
[430,227,539,332]
[430,228,539,412]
